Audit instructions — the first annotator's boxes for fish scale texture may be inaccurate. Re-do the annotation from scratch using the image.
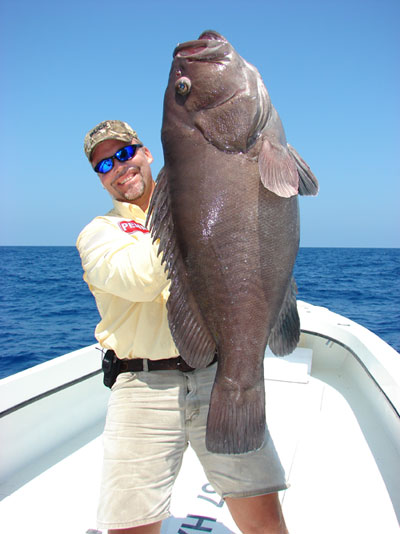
[147,30,317,453]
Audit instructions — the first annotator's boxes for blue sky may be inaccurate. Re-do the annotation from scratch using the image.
[1,0,399,247]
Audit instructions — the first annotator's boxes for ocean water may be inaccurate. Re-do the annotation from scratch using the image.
[0,246,399,379]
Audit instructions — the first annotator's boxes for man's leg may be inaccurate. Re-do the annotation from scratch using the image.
[225,492,288,534]
[108,520,162,534]
[188,365,289,534]
[98,371,187,531]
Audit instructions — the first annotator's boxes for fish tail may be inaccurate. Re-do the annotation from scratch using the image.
[206,380,265,454]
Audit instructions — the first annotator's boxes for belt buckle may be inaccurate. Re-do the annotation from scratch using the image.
[177,357,188,372]
[176,357,194,373]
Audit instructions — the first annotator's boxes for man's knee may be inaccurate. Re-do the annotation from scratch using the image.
[225,492,288,534]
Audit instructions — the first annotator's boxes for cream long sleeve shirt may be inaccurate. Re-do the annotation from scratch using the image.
[76,198,179,360]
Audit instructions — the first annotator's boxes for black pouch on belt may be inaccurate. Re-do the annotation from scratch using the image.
[102,349,121,389]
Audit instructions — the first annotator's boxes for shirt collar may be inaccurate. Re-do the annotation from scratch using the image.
[112,198,148,222]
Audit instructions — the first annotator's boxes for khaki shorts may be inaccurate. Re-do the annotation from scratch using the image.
[97,362,288,530]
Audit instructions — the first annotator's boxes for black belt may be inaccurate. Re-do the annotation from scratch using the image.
[119,354,217,374]
[102,350,217,388]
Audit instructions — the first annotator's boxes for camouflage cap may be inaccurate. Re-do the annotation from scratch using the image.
[84,120,142,160]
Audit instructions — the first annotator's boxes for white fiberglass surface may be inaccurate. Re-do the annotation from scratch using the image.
[1,341,399,533]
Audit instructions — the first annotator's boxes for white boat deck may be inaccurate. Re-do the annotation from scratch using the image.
[1,338,399,534]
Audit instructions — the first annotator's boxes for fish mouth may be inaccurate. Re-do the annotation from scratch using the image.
[173,30,229,60]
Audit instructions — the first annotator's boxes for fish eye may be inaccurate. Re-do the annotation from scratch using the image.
[175,76,191,95]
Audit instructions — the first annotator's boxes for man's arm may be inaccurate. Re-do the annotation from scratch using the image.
[76,217,169,302]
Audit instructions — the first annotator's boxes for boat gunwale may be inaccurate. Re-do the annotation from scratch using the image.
[0,368,102,419]
[1,302,399,419]
[301,329,400,419]
[297,301,400,416]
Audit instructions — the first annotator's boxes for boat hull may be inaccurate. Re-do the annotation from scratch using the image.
[0,302,399,533]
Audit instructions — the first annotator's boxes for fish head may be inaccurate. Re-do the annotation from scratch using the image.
[165,30,271,153]
[172,31,237,110]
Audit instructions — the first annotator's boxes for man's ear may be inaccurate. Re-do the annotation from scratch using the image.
[142,146,154,164]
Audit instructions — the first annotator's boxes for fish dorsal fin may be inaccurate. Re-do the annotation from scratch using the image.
[287,144,319,196]
[258,136,299,198]
[146,168,216,368]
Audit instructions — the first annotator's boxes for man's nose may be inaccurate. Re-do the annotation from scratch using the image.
[112,158,130,175]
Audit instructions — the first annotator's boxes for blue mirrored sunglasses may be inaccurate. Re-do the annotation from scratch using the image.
[93,144,143,174]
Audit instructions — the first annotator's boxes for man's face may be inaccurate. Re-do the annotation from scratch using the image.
[91,138,155,211]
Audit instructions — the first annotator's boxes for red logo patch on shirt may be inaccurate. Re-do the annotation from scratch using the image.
[118,220,149,234]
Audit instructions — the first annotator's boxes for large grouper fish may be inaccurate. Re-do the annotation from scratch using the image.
[147,30,319,454]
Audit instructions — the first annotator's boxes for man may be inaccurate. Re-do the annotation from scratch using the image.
[77,120,289,534]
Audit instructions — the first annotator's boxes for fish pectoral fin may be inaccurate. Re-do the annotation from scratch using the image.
[206,380,266,454]
[147,167,216,369]
[268,278,300,356]
[287,144,319,196]
[258,137,299,197]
